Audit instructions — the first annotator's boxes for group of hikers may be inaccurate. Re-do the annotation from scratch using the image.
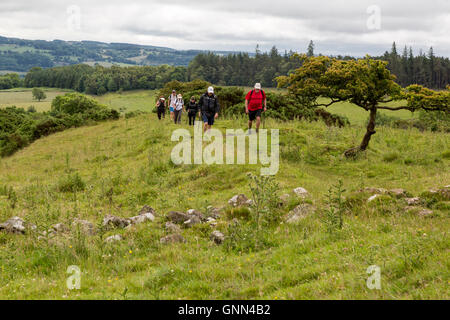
[156,83,267,133]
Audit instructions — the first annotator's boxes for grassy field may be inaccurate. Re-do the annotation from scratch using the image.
[0,111,448,299]
[0,88,73,112]
[93,90,158,113]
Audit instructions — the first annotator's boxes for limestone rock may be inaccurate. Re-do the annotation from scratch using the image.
[389,189,408,198]
[102,215,130,230]
[362,187,387,195]
[210,231,225,244]
[418,209,433,217]
[0,217,27,234]
[73,219,97,236]
[129,212,155,225]
[294,187,309,198]
[286,204,315,224]
[160,234,186,244]
[165,222,181,234]
[167,211,190,224]
[228,194,250,207]
[184,216,202,228]
[405,197,421,206]
[105,235,123,243]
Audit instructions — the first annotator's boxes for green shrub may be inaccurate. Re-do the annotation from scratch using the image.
[383,151,400,162]
[57,173,86,193]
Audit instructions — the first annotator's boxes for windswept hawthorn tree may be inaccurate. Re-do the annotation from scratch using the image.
[277,55,449,157]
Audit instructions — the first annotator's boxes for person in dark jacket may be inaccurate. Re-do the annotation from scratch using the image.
[198,86,220,133]
[156,96,166,120]
[187,96,200,126]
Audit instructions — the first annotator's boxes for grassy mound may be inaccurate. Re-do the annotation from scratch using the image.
[0,114,448,299]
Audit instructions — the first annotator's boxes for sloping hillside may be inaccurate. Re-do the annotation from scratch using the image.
[0,114,448,299]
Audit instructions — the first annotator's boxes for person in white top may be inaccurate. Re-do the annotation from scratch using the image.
[174,94,185,124]
[168,90,177,120]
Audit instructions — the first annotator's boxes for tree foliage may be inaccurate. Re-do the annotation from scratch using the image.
[277,55,449,155]
[32,88,46,101]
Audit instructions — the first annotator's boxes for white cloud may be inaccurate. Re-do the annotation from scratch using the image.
[0,0,448,56]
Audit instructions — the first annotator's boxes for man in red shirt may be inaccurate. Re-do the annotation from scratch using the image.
[245,83,267,134]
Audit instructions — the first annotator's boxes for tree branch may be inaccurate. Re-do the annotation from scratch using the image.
[314,99,344,108]
[377,105,413,111]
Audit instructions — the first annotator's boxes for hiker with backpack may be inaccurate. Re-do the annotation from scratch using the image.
[174,94,185,124]
[245,83,267,134]
[187,96,200,126]
[168,90,177,121]
[198,86,220,133]
[156,96,166,120]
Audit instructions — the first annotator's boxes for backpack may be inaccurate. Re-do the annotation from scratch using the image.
[248,89,266,107]
[203,94,217,114]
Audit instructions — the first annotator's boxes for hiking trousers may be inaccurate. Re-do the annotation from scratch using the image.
[174,109,182,124]
[158,108,165,120]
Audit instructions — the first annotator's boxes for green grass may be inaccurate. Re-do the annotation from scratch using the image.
[92,90,158,113]
[0,88,73,112]
[0,112,448,299]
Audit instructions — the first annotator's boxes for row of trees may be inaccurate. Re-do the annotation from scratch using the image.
[0,73,23,89]
[24,64,187,95]
[187,42,450,89]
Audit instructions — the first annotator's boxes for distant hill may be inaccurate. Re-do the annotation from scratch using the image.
[0,36,240,72]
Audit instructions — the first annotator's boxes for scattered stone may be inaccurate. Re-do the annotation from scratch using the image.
[405,197,421,206]
[208,207,223,219]
[187,209,205,221]
[245,199,254,206]
[129,212,155,225]
[418,209,433,217]
[286,204,316,224]
[0,217,27,234]
[293,187,309,198]
[165,222,181,234]
[167,211,190,224]
[389,189,408,198]
[105,235,123,243]
[160,234,186,244]
[210,231,225,244]
[184,216,202,228]
[139,205,156,216]
[368,194,380,203]
[102,215,130,230]
[52,223,69,234]
[73,219,97,236]
[228,194,250,207]
[362,187,387,195]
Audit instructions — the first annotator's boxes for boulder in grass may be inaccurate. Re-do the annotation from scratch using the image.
[362,187,387,195]
[105,235,123,243]
[286,204,316,224]
[184,216,202,228]
[293,187,309,198]
[368,194,380,203]
[418,209,434,217]
[165,222,181,234]
[139,205,156,216]
[207,206,222,219]
[210,231,225,245]
[129,212,155,225]
[389,189,408,198]
[160,234,186,245]
[167,211,190,224]
[0,217,27,234]
[73,219,97,236]
[228,194,250,207]
[405,197,421,206]
[187,209,205,221]
[52,223,69,234]
[102,215,131,230]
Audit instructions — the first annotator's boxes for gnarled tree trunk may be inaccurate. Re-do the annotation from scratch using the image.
[359,107,377,151]
[344,107,377,157]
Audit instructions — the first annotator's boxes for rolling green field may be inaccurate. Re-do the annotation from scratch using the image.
[0,88,73,112]
[0,110,448,299]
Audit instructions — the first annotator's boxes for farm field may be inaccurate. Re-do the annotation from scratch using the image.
[0,112,448,299]
[0,88,73,112]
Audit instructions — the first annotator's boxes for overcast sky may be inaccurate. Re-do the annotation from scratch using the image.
[0,0,449,57]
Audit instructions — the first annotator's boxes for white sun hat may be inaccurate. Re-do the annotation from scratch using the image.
[255,83,262,90]
[208,86,214,93]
